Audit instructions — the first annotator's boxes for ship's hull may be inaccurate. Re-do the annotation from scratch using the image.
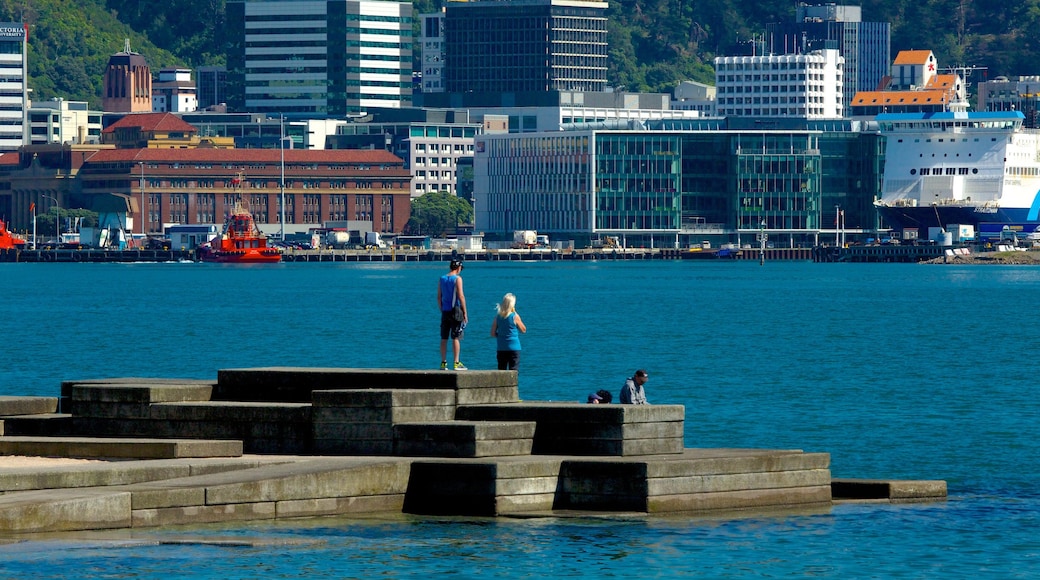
[199,248,282,263]
[874,204,1033,232]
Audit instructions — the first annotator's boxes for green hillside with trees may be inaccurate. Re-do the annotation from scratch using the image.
[3,0,1039,107]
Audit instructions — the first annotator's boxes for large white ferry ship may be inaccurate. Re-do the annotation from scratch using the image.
[874,111,1040,234]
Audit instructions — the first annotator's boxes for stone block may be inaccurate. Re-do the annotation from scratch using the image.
[149,401,311,422]
[215,367,518,404]
[0,413,73,436]
[554,450,833,513]
[69,384,214,404]
[203,459,411,505]
[0,436,243,459]
[313,437,394,455]
[0,396,59,416]
[0,489,132,533]
[0,461,196,493]
[129,486,207,510]
[393,421,536,458]
[455,403,685,456]
[647,485,833,513]
[831,478,947,502]
[275,494,405,518]
[61,378,215,399]
[132,501,276,528]
[313,389,456,409]
[403,458,563,515]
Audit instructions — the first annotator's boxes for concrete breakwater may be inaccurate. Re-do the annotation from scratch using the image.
[0,368,945,534]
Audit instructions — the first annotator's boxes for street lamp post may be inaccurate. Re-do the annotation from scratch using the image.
[279,115,291,241]
[41,194,59,255]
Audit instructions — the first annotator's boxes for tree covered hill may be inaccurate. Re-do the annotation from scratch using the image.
[4,0,1039,108]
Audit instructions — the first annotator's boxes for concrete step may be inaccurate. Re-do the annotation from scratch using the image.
[404,457,564,515]
[216,367,519,405]
[0,436,243,459]
[456,402,686,456]
[393,421,536,457]
[312,389,456,455]
[0,413,73,436]
[403,449,832,516]
[72,401,313,454]
[831,478,947,502]
[0,396,59,416]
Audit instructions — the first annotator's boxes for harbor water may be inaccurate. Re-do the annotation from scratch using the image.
[0,260,1037,577]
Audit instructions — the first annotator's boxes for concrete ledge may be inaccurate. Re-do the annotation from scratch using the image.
[70,383,215,404]
[404,460,562,516]
[0,436,243,459]
[456,403,685,456]
[832,478,948,502]
[555,450,832,512]
[312,389,456,455]
[393,421,536,457]
[216,367,519,405]
[61,378,216,399]
[0,488,132,533]
[0,396,59,416]
[0,413,74,436]
[0,457,287,493]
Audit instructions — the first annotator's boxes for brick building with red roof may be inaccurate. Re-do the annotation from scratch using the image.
[0,144,412,237]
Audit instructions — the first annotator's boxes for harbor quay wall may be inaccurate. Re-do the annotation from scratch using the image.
[1,247,816,264]
[0,367,944,534]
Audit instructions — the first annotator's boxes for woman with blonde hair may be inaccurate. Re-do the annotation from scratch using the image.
[490,292,527,370]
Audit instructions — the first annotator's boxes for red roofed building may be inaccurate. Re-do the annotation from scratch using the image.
[849,50,967,117]
[101,112,205,148]
[0,144,412,237]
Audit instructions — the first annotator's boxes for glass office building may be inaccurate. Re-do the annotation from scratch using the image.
[474,119,883,247]
[443,0,608,94]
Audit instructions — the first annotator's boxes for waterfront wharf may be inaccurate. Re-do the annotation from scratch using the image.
[813,244,950,263]
[3,247,816,264]
[0,368,945,534]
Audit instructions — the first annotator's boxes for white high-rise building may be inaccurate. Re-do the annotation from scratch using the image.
[0,22,27,150]
[227,0,413,117]
[714,49,844,119]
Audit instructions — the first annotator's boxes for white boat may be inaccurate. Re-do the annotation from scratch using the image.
[873,111,1040,234]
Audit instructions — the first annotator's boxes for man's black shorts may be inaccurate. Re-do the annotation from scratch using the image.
[440,310,464,339]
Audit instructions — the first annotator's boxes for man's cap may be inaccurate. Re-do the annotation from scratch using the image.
[634,369,648,378]
[450,259,463,269]
[587,393,603,402]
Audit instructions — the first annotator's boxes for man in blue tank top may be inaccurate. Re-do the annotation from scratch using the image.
[437,260,468,370]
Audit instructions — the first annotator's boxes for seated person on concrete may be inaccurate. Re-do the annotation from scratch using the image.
[619,369,649,404]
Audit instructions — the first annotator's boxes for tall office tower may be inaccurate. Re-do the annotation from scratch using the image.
[442,0,608,94]
[227,0,413,117]
[766,4,889,116]
[0,23,27,150]
[103,40,153,113]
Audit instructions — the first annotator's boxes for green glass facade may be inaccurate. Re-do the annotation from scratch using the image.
[475,123,884,246]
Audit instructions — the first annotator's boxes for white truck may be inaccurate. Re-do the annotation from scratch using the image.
[512,230,537,248]
[365,231,387,248]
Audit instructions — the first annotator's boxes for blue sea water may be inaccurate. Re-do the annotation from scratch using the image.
[0,260,1038,578]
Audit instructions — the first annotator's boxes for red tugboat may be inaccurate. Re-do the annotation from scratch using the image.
[0,219,26,250]
[198,202,281,263]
